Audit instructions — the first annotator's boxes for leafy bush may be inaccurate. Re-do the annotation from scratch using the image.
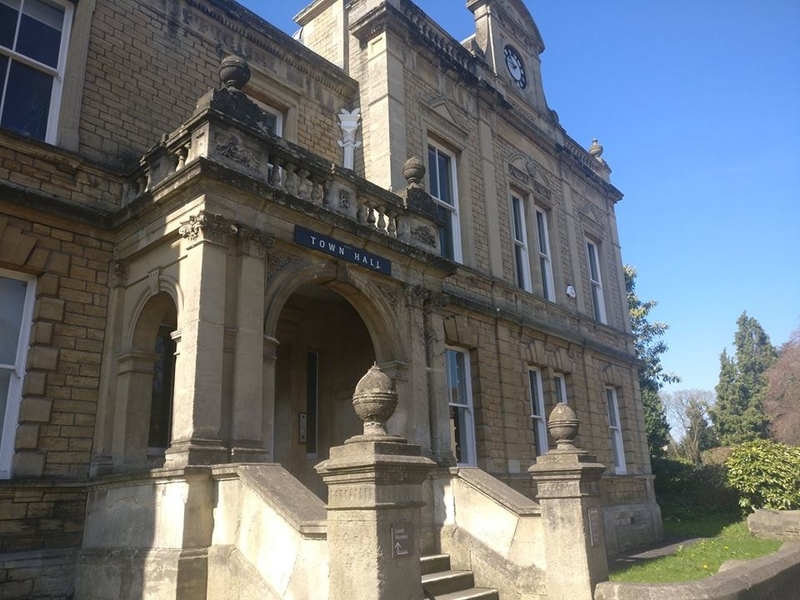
[652,457,740,519]
[726,439,800,511]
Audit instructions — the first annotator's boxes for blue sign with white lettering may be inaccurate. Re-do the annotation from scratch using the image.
[294,226,392,276]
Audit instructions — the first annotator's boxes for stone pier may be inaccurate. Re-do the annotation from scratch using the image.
[529,404,610,600]
[316,365,436,600]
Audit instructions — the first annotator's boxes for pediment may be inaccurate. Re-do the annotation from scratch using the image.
[495,0,545,55]
[580,201,606,232]
[420,98,470,145]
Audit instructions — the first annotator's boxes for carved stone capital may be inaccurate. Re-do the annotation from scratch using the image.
[237,226,274,258]
[178,211,238,246]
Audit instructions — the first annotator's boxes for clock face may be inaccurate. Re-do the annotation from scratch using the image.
[504,45,527,89]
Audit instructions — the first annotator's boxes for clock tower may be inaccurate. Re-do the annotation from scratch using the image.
[467,0,549,115]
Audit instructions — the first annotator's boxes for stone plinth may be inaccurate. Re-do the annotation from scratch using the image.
[316,364,435,600]
[528,404,609,600]
[317,440,434,600]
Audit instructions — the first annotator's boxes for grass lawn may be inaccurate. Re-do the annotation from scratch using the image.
[609,516,782,583]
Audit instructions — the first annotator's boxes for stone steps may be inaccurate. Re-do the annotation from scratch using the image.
[421,554,498,600]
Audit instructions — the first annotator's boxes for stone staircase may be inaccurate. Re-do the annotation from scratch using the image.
[420,554,499,600]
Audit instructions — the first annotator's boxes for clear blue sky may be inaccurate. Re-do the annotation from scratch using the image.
[240,0,800,395]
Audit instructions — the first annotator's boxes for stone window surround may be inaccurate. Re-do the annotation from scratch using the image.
[0,268,36,479]
[243,68,301,143]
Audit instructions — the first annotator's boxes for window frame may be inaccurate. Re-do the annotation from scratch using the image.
[586,239,607,323]
[510,194,532,291]
[0,268,36,479]
[528,367,549,456]
[535,207,555,302]
[553,372,568,405]
[0,0,74,144]
[445,347,476,466]
[605,386,626,474]
[427,142,462,262]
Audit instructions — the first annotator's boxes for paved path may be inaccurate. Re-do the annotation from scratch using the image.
[608,535,707,571]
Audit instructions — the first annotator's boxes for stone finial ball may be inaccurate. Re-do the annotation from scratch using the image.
[547,403,579,448]
[219,55,251,91]
[402,157,425,188]
[352,364,398,436]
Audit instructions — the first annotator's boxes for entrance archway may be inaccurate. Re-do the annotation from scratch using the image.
[273,282,374,498]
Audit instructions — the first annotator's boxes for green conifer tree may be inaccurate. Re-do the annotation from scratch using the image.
[711,312,777,445]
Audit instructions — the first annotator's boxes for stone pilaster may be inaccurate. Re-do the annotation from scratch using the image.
[316,365,435,600]
[229,227,271,462]
[528,404,609,600]
[166,212,235,467]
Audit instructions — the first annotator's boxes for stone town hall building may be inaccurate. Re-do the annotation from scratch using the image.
[0,0,662,597]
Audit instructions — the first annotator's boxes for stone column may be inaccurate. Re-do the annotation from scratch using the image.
[316,365,435,600]
[166,212,233,467]
[528,404,609,600]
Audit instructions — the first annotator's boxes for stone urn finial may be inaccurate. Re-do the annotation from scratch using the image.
[402,157,425,188]
[219,55,251,92]
[547,403,580,450]
[352,364,398,437]
[589,138,604,160]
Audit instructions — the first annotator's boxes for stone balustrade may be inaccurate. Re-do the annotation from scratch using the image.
[122,88,442,255]
[559,135,612,182]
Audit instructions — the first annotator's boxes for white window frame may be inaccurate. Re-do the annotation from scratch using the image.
[528,368,548,456]
[445,347,475,466]
[535,207,555,302]
[586,240,607,323]
[606,386,626,474]
[428,142,462,262]
[0,0,74,144]
[510,194,532,291]
[553,372,568,405]
[0,268,36,479]
[251,97,283,137]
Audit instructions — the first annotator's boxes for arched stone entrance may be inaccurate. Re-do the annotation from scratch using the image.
[263,261,407,498]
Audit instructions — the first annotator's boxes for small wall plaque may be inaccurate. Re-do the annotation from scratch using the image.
[391,523,413,558]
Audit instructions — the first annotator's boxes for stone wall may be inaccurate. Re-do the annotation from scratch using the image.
[0,482,86,553]
[0,213,112,480]
[78,0,359,170]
